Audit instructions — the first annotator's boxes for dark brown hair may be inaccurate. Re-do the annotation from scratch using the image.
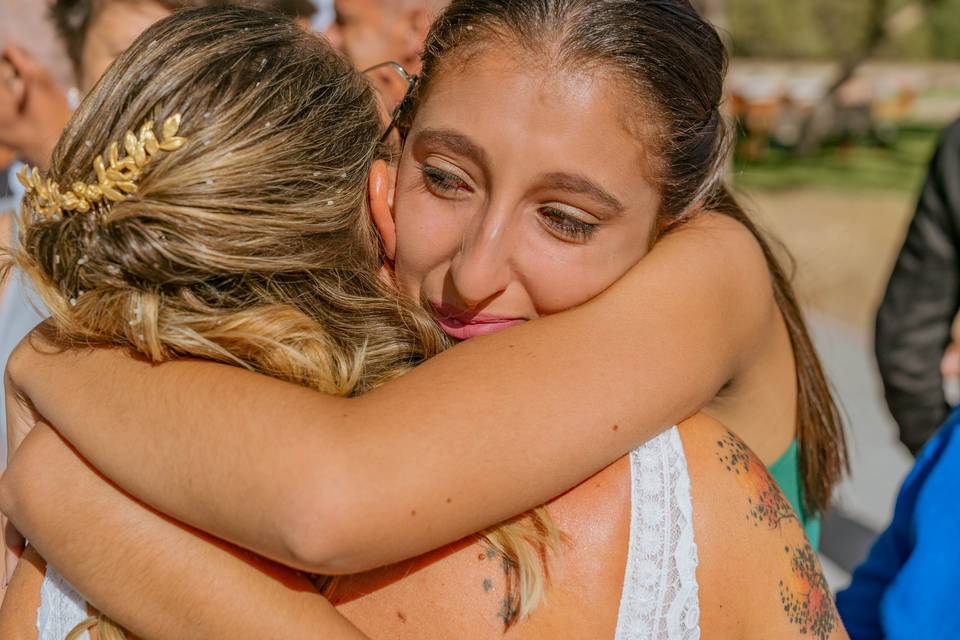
[413,0,846,516]
[50,0,317,78]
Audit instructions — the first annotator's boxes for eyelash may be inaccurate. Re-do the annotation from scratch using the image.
[420,165,469,194]
[539,207,597,242]
[418,164,598,242]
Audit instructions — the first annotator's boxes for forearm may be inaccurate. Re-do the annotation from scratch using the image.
[0,545,45,640]
[0,425,367,640]
[7,344,348,569]
[11,214,767,572]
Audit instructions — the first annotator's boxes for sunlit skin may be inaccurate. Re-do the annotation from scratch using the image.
[391,47,663,337]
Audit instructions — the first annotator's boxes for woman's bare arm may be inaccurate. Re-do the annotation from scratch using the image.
[0,545,46,640]
[7,214,777,573]
[0,424,368,640]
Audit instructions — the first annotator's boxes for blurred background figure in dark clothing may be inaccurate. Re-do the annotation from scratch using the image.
[876,118,960,456]
[324,0,446,107]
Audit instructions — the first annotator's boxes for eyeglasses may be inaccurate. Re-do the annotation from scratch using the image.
[362,61,418,144]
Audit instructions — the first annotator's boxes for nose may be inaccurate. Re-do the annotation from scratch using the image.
[449,209,515,309]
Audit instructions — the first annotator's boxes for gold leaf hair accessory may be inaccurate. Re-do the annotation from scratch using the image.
[17,114,187,220]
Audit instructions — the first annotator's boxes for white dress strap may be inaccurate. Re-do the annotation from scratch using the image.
[614,427,700,639]
[37,564,90,640]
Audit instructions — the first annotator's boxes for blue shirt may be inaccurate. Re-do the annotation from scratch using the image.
[836,408,960,639]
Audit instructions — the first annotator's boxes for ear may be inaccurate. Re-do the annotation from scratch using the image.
[1,47,29,107]
[368,159,398,262]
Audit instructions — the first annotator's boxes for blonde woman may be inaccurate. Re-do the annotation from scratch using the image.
[3,3,844,639]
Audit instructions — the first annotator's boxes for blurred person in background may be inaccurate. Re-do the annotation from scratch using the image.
[51,0,317,94]
[324,0,447,107]
[0,1,74,170]
[0,49,72,172]
[0,1,73,472]
[876,119,960,455]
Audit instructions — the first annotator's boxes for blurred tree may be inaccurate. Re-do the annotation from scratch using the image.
[728,0,952,60]
[928,0,960,58]
[796,0,946,151]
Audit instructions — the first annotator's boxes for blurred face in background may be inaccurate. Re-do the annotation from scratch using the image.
[326,0,434,107]
[78,0,172,92]
[0,1,72,168]
[77,2,314,93]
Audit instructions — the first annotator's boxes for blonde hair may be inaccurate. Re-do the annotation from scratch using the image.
[2,6,557,635]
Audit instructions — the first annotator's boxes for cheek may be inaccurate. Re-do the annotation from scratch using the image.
[523,258,632,314]
[521,227,652,314]
[392,190,464,297]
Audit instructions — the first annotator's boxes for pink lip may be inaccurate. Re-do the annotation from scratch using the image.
[430,302,526,340]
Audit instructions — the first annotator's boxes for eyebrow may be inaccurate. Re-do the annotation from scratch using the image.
[413,128,625,215]
[540,172,625,215]
[412,128,491,167]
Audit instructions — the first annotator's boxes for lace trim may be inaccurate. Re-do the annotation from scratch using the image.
[614,427,700,639]
[37,564,89,640]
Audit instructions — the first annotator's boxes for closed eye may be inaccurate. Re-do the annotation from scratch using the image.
[539,206,598,243]
[420,164,471,195]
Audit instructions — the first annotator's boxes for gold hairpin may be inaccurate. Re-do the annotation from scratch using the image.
[17,114,187,220]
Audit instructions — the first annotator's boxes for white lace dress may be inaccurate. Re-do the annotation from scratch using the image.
[37,427,700,639]
[36,565,89,640]
[614,426,701,639]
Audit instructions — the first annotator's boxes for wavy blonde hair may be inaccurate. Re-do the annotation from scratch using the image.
[2,6,557,636]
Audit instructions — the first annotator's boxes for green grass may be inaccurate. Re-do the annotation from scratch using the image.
[733,123,942,193]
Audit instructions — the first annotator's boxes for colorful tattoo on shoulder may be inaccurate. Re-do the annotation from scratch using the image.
[779,543,838,640]
[716,431,840,638]
[715,431,798,528]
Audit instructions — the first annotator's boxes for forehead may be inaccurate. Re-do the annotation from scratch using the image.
[413,46,661,185]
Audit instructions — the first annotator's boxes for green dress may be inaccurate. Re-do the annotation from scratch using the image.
[767,440,820,549]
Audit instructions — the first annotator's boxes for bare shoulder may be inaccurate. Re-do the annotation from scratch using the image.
[678,414,847,640]
[337,458,632,640]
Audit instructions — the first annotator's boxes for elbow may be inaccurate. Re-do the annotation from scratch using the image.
[0,471,17,520]
[0,461,31,530]
[277,477,373,576]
